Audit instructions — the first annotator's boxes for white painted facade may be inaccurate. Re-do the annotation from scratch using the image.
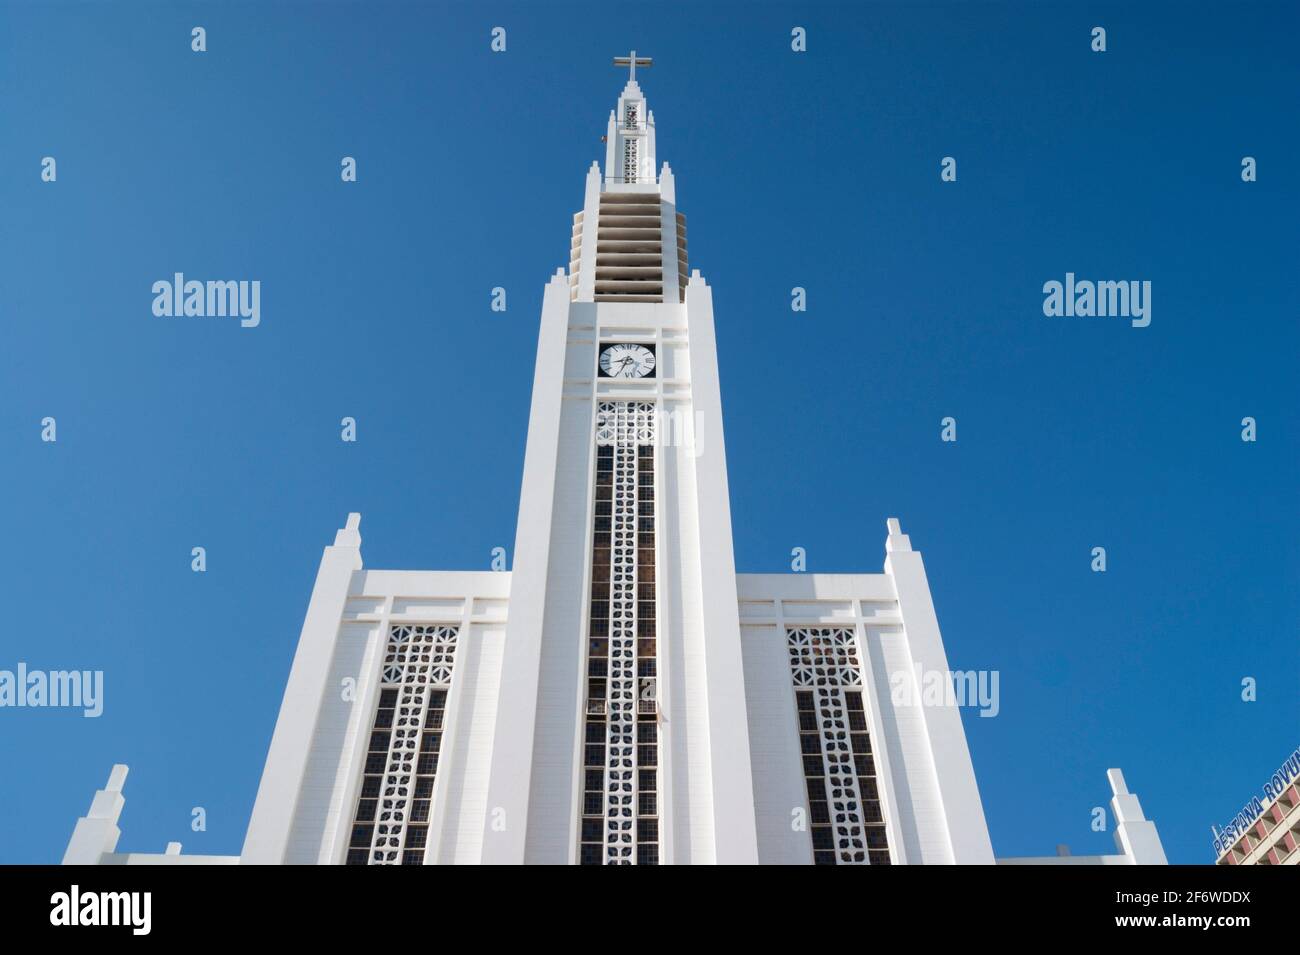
[62,66,1166,866]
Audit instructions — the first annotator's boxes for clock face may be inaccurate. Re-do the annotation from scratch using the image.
[599,343,656,379]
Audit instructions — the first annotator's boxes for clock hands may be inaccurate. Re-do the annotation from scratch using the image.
[601,344,653,378]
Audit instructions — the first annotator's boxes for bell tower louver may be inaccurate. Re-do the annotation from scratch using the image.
[570,54,688,305]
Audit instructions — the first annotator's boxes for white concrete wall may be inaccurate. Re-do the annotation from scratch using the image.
[508,285,763,865]
[734,564,994,866]
[885,523,996,864]
[867,627,950,863]
[662,428,716,862]
[242,556,511,865]
[680,274,760,863]
[437,627,505,864]
[739,624,812,864]
[283,621,379,864]
[241,516,363,864]
[481,272,574,864]
[522,339,596,864]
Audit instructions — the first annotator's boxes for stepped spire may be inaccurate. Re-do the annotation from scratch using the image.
[572,52,685,303]
[604,51,656,185]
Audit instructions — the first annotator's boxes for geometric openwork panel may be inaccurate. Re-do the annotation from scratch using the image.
[622,102,641,183]
[622,137,640,184]
[787,627,890,865]
[580,401,658,865]
[346,624,459,865]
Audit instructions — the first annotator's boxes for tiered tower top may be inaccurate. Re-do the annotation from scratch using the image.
[605,50,657,188]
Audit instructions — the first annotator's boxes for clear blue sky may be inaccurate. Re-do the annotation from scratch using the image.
[1,1,1296,865]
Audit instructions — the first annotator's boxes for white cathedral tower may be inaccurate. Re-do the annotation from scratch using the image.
[64,57,1166,867]
[239,54,993,866]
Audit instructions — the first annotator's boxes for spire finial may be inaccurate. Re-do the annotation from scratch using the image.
[613,50,652,83]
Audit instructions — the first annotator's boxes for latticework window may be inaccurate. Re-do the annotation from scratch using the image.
[346,624,458,865]
[787,627,891,865]
[622,103,641,182]
[580,402,658,864]
[623,136,640,183]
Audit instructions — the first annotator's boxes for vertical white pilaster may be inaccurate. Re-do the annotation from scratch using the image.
[604,110,617,180]
[576,163,601,303]
[684,271,760,863]
[659,164,680,305]
[646,110,657,180]
[62,764,128,864]
[480,271,572,863]
[241,514,363,864]
[424,598,477,863]
[1109,768,1168,864]
[318,595,390,864]
[884,518,995,864]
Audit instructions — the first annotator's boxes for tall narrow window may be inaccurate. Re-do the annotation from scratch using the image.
[623,136,640,183]
[346,624,458,865]
[621,103,641,183]
[580,401,658,864]
[786,627,890,865]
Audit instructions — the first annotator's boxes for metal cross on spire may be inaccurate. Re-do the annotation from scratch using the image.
[613,50,652,82]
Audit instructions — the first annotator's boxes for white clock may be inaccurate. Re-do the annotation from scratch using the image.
[599,343,656,379]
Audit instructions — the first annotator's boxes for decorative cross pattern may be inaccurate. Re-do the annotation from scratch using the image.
[364,624,458,864]
[787,627,870,864]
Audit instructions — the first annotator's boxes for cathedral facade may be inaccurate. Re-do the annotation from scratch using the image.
[62,61,1166,867]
